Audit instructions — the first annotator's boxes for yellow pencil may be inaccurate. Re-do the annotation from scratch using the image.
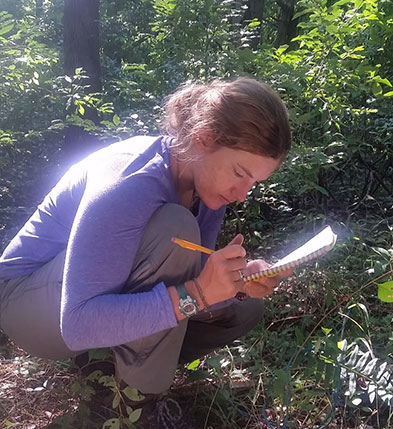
[171,237,214,255]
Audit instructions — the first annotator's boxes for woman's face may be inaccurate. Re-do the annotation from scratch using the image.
[193,145,281,210]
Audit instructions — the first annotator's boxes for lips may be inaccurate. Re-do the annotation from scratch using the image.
[220,195,231,204]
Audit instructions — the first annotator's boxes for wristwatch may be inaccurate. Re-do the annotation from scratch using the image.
[176,283,199,317]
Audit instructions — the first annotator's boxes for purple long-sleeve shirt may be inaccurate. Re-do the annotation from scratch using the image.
[0,136,226,350]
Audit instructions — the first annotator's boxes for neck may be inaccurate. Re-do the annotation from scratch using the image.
[170,152,195,209]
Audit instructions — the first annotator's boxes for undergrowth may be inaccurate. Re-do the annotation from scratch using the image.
[1,201,392,428]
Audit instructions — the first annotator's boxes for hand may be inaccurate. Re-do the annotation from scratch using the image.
[241,259,292,298]
[196,234,247,306]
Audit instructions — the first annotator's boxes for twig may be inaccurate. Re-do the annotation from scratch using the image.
[266,314,312,330]
[204,385,219,429]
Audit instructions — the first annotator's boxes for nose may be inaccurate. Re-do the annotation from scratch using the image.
[232,185,250,203]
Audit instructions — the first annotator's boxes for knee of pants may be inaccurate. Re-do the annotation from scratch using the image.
[147,203,201,245]
[126,204,202,291]
[233,298,264,330]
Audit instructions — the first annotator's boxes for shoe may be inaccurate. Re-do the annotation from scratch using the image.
[133,394,196,429]
[73,351,115,377]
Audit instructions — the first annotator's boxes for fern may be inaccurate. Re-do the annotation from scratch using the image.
[337,339,393,407]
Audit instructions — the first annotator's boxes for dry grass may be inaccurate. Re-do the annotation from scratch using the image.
[0,332,80,428]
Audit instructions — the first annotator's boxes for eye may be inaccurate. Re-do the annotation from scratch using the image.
[234,168,244,178]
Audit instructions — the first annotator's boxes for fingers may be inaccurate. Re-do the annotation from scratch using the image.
[240,272,282,298]
[219,243,246,259]
[230,269,246,283]
[244,280,276,298]
[278,267,293,278]
[228,233,244,246]
[219,234,245,259]
[225,257,247,272]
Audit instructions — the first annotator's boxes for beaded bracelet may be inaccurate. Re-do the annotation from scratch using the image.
[193,277,209,309]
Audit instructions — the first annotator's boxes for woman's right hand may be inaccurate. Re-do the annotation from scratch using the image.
[196,234,247,306]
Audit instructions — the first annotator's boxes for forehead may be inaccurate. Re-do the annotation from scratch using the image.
[215,146,281,181]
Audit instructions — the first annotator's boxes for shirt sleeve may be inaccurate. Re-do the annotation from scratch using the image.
[60,173,178,351]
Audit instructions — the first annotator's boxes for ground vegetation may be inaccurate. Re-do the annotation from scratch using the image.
[0,0,392,427]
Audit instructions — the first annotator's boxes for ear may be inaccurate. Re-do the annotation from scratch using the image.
[193,131,216,153]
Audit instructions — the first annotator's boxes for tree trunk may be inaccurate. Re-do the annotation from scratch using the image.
[244,0,265,23]
[243,0,265,49]
[63,0,102,166]
[63,0,101,92]
[275,0,297,48]
[36,0,43,18]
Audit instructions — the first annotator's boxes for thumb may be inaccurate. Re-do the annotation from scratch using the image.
[228,233,244,246]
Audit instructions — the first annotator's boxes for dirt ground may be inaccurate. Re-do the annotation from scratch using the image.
[0,331,82,428]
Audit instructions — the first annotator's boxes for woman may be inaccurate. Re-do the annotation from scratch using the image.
[0,77,291,425]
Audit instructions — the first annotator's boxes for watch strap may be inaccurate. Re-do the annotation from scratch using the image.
[176,283,199,316]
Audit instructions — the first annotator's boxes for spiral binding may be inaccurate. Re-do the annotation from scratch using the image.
[244,234,336,282]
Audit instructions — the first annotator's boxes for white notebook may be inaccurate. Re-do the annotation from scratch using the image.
[244,226,337,281]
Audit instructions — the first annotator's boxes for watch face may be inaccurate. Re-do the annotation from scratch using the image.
[181,299,197,316]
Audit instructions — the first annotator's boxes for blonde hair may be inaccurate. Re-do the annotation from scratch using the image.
[163,77,291,160]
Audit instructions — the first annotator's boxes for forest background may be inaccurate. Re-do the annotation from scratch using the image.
[0,0,392,428]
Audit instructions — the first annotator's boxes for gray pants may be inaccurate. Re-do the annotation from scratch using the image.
[0,204,263,393]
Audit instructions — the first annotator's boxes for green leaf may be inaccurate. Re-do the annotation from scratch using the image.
[112,393,120,409]
[271,369,286,401]
[113,114,120,126]
[322,327,332,335]
[312,183,329,196]
[295,327,304,345]
[102,418,120,429]
[122,63,146,71]
[206,355,223,373]
[347,345,360,368]
[0,22,14,36]
[3,421,16,427]
[99,375,116,388]
[377,280,393,303]
[129,408,142,423]
[120,417,133,429]
[372,82,382,96]
[363,357,378,376]
[374,77,392,87]
[354,351,370,371]
[292,8,314,20]
[86,370,104,382]
[248,19,261,28]
[187,359,200,371]
[122,386,145,402]
[383,91,393,97]
[276,45,289,56]
[348,372,356,397]
[78,104,85,116]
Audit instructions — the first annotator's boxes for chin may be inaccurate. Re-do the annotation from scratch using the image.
[205,198,227,211]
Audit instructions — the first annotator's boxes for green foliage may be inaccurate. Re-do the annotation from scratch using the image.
[377,280,393,302]
[0,11,62,134]
[1,0,393,427]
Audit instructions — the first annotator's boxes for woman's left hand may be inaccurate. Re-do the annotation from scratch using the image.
[239,259,292,298]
